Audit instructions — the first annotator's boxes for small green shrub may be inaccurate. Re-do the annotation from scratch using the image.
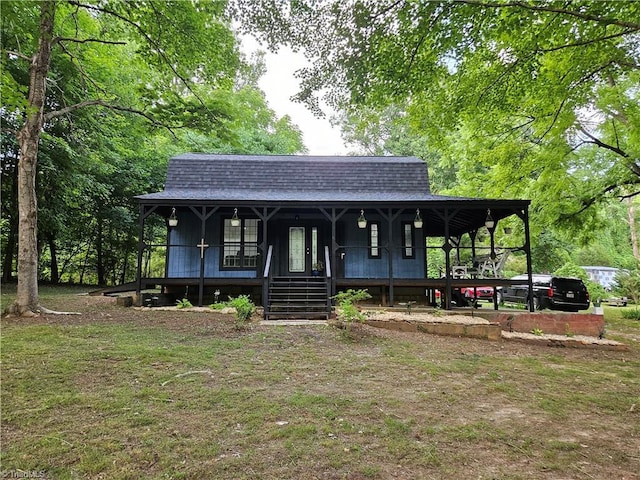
[227,295,256,323]
[333,289,372,332]
[531,328,544,336]
[564,323,574,337]
[209,302,227,310]
[176,298,193,309]
[621,308,640,321]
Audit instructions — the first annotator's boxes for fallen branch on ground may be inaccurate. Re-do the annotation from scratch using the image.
[38,305,81,315]
[3,304,81,317]
[161,370,213,387]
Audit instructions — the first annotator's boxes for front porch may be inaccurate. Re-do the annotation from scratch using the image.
[135,203,535,317]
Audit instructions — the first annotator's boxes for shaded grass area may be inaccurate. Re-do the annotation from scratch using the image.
[1,287,639,479]
[604,304,640,334]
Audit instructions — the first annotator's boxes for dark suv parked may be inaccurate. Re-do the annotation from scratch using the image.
[497,274,590,312]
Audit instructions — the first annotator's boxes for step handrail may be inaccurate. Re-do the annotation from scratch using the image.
[262,245,274,319]
[324,245,332,315]
[263,245,274,278]
[324,245,331,279]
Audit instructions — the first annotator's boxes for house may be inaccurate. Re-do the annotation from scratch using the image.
[581,266,620,290]
[135,153,533,318]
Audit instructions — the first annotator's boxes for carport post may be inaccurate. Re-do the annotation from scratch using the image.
[522,207,535,313]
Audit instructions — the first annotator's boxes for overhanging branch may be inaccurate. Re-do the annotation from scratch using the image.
[620,190,640,201]
[66,0,207,108]
[561,179,640,218]
[3,49,31,61]
[456,1,640,30]
[579,127,629,158]
[43,99,176,136]
[55,36,127,46]
[539,29,640,53]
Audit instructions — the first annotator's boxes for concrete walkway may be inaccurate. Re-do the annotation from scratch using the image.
[260,320,329,326]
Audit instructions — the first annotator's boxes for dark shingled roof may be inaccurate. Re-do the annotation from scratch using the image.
[137,153,471,203]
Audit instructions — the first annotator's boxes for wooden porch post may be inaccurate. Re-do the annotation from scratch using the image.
[198,206,207,307]
[189,206,218,307]
[520,206,535,313]
[320,207,346,299]
[377,208,402,307]
[261,207,269,308]
[331,208,337,298]
[136,204,157,306]
[251,206,278,309]
[443,209,452,310]
[387,208,395,307]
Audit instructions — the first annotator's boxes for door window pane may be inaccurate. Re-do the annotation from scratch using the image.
[289,227,305,272]
[312,227,318,267]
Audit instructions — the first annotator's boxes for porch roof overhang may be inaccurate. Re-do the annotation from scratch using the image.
[136,191,530,238]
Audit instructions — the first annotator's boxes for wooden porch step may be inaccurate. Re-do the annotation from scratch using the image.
[265,275,331,320]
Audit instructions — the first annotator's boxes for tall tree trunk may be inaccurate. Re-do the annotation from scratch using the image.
[11,1,55,315]
[628,197,639,261]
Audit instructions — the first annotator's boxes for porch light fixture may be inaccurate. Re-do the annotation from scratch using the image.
[357,210,367,229]
[231,208,241,227]
[484,209,495,230]
[168,207,178,228]
[414,208,423,229]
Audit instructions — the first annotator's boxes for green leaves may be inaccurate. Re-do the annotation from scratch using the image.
[255,1,639,240]
[1,0,306,287]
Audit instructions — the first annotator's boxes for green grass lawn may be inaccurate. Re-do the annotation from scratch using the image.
[1,286,639,479]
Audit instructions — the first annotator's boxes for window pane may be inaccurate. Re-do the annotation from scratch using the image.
[224,244,241,267]
[242,219,259,267]
[370,223,379,257]
[224,218,260,269]
[223,219,242,267]
[244,219,258,243]
[224,219,241,242]
[243,245,258,267]
[404,223,413,257]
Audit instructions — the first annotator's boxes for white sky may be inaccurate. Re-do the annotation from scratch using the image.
[241,37,349,156]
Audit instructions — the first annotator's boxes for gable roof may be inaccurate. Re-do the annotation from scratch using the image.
[137,153,466,203]
[137,153,531,236]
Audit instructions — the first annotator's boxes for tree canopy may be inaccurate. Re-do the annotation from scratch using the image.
[1,0,304,314]
[241,0,639,241]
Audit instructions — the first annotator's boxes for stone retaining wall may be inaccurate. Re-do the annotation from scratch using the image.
[491,312,605,337]
[365,318,502,341]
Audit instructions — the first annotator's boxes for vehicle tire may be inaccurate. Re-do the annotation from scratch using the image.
[526,296,541,311]
[496,291,503,305]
